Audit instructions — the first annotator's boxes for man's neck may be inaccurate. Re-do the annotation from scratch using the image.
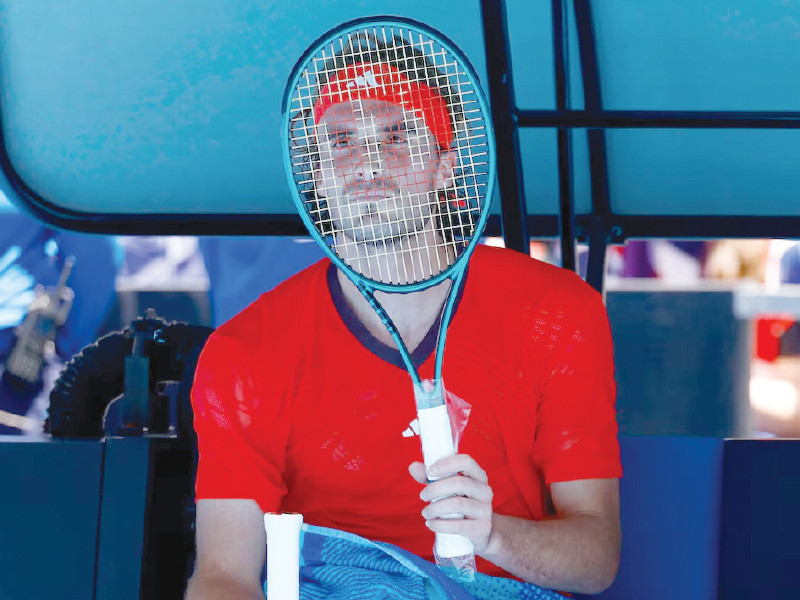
[335,226,454,286]
[336,268,451,354]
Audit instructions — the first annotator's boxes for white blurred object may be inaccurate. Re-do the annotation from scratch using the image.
[115,236,209,291]
[649,240,702,284]
[263,512,303,600]
[765,239,798,291]
[0,245,35,328]
[750,375,798,421]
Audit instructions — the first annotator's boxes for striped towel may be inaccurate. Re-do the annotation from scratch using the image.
[264,524,565,600]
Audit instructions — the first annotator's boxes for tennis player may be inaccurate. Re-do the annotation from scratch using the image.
[187,33,621,600]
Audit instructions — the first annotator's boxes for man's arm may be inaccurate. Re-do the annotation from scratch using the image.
[412,456,621,594]
[185,499,267,600]
[481,478,620,594]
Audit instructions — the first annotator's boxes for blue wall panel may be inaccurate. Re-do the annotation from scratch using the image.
[720,439,800,599]
[593,436,724,600]
[0,438,103,600]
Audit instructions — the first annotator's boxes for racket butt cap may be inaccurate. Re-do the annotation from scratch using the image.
[435,532,475,558]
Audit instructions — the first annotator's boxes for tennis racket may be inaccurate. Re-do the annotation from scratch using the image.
[282,16,495,571]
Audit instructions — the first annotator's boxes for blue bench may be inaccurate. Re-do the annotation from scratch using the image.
[588,436,724,600]
[3,434,799,598]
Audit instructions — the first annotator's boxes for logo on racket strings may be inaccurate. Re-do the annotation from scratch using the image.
[346,69,380,90]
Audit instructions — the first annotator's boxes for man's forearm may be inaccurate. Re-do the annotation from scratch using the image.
[185,573,264,600]
[479,513,620,594]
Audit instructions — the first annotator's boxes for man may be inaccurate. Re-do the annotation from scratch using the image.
[187,34,620,599]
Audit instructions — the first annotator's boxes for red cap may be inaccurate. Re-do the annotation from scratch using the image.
[313,62,454,150]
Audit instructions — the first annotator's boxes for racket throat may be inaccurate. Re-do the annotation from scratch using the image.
[350,276,451,353]
[413,377,445,410]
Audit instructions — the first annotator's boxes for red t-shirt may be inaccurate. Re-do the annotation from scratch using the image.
[191,244,621,578]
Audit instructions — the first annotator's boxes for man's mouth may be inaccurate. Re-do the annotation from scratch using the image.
[348,189,396,202]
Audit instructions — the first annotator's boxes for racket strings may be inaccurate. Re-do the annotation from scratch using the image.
[287,25,490,285]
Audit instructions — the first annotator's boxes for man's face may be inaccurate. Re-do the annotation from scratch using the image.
[314,98,454,247]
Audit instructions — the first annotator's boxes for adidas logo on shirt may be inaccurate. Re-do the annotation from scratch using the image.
[402,418,420,438]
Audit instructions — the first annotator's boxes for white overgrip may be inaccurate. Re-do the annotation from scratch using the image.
[263,512,303,600]
[416,402,475,559]
[417,403,456,476]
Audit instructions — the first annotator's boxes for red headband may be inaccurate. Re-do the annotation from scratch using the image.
[312,62,454,150]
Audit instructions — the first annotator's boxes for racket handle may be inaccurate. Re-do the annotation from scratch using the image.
[263,512,303,600]
[435,532,476,560]
[417,402,456,477]
[417,402,477,562]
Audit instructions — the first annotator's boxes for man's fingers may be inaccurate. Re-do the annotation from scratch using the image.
[421,494,492,522]
[408,461,428,484]
[425,515,486,536]
[428,454,489,483]
[412,454,495,554]
[420,473,493,504]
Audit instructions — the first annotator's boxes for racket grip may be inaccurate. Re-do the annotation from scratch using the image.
[264,512,303,600]
[416,401,477,568]
[417,402,456,477]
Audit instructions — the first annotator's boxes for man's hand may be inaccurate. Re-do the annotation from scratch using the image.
[410,458,621,594]
[408,454,494,554]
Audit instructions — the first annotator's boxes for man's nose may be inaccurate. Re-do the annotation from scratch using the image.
[356,140,384,180]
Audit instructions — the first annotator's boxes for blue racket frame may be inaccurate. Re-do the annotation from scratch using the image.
[281,15,497,390]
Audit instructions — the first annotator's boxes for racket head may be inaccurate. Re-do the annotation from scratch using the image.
[282,16,495,293]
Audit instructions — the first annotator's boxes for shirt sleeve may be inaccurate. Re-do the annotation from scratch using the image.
[191,321,288,512]
[531,290,622,485]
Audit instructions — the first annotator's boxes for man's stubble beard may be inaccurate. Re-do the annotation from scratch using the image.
[332,191,436,247]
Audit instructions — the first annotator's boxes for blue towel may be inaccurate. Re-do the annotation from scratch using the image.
[264,524,565,600]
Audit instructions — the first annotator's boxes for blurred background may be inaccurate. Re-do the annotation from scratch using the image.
[5,189,800,439]
[1,1,800,598]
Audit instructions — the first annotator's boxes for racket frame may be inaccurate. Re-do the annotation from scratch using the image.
[281,15,496,389]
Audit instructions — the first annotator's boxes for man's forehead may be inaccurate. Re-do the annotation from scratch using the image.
[317,99,427,132]
[311,61,454,149]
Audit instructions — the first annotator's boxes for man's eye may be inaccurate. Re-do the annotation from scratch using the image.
[387,133,407,144]
[331,137,353,148]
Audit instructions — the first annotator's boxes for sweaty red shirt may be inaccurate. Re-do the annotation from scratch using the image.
[191,244,621,578]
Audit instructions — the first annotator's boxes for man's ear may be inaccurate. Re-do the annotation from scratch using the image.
[311,160,328,199]
[434,150,456,190]
[310,121,328,198]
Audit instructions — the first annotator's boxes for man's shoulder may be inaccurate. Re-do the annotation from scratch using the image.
[471,244,597,302]
[267,255,331,298]
[213,257,330,340]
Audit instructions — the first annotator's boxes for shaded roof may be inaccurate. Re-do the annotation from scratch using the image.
[0,0,797,242]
